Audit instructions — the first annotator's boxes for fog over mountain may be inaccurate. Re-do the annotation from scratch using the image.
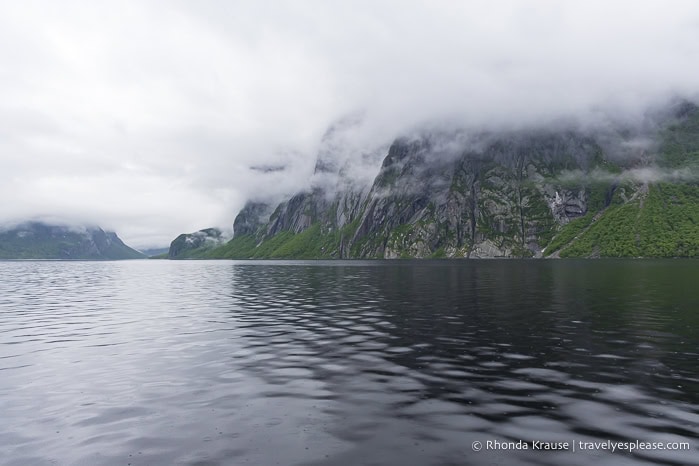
[1,0,699,248]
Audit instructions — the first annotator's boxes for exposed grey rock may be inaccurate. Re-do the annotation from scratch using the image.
[229,129,609,258]
[233,202,273,237]
[175,101,699,259]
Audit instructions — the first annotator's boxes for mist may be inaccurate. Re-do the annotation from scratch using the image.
[558,166,699,185]
[1,1,699,247]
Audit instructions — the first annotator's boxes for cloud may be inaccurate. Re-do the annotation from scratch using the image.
[1,0,699,247]
[557,166,699,185]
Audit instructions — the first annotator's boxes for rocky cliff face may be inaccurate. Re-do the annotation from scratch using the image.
[0,222,145,260]
[349,131,607,258]
[177,101,699,259]
[212,130,611,258]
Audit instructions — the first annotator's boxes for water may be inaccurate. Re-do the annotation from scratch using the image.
[0,260,697,466]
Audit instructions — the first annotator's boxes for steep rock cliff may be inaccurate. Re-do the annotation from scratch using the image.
[177,101,699,259]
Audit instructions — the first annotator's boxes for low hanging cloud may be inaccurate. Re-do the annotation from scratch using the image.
[558,166,699,185]
[1,0,699,247]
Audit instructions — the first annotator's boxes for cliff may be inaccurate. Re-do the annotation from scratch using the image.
[175,101,699,259]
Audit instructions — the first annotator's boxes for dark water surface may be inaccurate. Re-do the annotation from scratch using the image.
[1,260,698,466]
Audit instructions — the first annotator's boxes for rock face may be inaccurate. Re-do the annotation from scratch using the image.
[182,101,699,259]
[0,222,145,260]
[168,228,226,259]
[233,203,274,237]
[210,130,608,259]
[350,131,599,258]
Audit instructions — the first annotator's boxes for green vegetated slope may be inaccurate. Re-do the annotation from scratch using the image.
[551,183,699,257]
[205,222,360,259]
[176,102,699,259]
[547,105,699,258]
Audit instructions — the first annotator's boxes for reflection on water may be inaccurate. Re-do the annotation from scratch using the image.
[0,260,697,465]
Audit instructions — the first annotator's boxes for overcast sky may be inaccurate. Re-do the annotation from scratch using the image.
[1,0,699,248]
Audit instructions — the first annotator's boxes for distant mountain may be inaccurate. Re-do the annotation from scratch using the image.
[168,228,225,259]
[0,222,145,260]
[170,100,699,259]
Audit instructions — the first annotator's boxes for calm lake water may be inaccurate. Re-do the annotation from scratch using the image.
[0,260,697,466]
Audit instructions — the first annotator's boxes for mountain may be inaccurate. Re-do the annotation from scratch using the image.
[0,222,146,260]
[174,101,699,259]
[168,228,226,259]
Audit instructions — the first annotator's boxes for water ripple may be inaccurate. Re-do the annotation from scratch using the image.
[0,259,697,465]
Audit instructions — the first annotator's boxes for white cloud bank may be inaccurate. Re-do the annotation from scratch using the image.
[1,0,699,247]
